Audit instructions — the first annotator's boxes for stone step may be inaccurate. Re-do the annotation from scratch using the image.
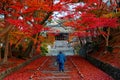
[41,71,71,73]
[41,71,71,76]
[38,76,71,79]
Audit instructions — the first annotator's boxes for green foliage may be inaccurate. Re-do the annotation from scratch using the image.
[40,46,48,56]
[74,45,81,54]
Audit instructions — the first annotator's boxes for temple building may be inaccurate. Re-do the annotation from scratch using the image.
[46,23,75,56]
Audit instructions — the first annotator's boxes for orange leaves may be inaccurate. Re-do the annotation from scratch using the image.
[36,44,41,54]
[64,21,77,27]
[47,33,55,43]
[25,0,53,12]
[25,0,41,7]
[38,36,45,42]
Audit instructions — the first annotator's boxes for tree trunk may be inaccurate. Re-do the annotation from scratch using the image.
[3,33,9,63]
[24,12,53,57]
[106,28,110,47]
[29,33,38,57]
[78,37,83,47]
[0,25,12,38]
[105,38,109,47]
[8,43,12,58]
[29,45,35,58]
[0,47,1,61]
[24,41,34,58]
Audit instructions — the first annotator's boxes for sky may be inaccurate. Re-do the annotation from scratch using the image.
[52,0,113,21]
[53,0,84,21]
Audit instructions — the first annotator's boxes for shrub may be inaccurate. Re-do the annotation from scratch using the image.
[40,46,48,56]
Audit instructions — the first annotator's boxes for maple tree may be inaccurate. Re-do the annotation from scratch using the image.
[0,0,54,63]
[0,0,120,63]
[63,0,119,50]
[0,0,83,63]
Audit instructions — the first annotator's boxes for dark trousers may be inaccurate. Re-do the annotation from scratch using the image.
[59,62,64,71]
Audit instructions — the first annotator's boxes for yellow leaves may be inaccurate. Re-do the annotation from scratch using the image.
[114,12,120,17]
[102,12,115,18]
[11,32,24,35]
[38,12,46,18]
[10,31,25,47]
[103,12,120,18]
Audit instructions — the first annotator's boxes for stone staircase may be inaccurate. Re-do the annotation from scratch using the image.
[39,72,71,80]
[49,40,74,56]
[31,57,81,80]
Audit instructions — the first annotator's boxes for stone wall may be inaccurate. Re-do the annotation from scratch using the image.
[86,55,120,80]
[0,55,41,80]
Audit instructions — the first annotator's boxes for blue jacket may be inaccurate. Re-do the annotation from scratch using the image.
[57,53,66,63]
